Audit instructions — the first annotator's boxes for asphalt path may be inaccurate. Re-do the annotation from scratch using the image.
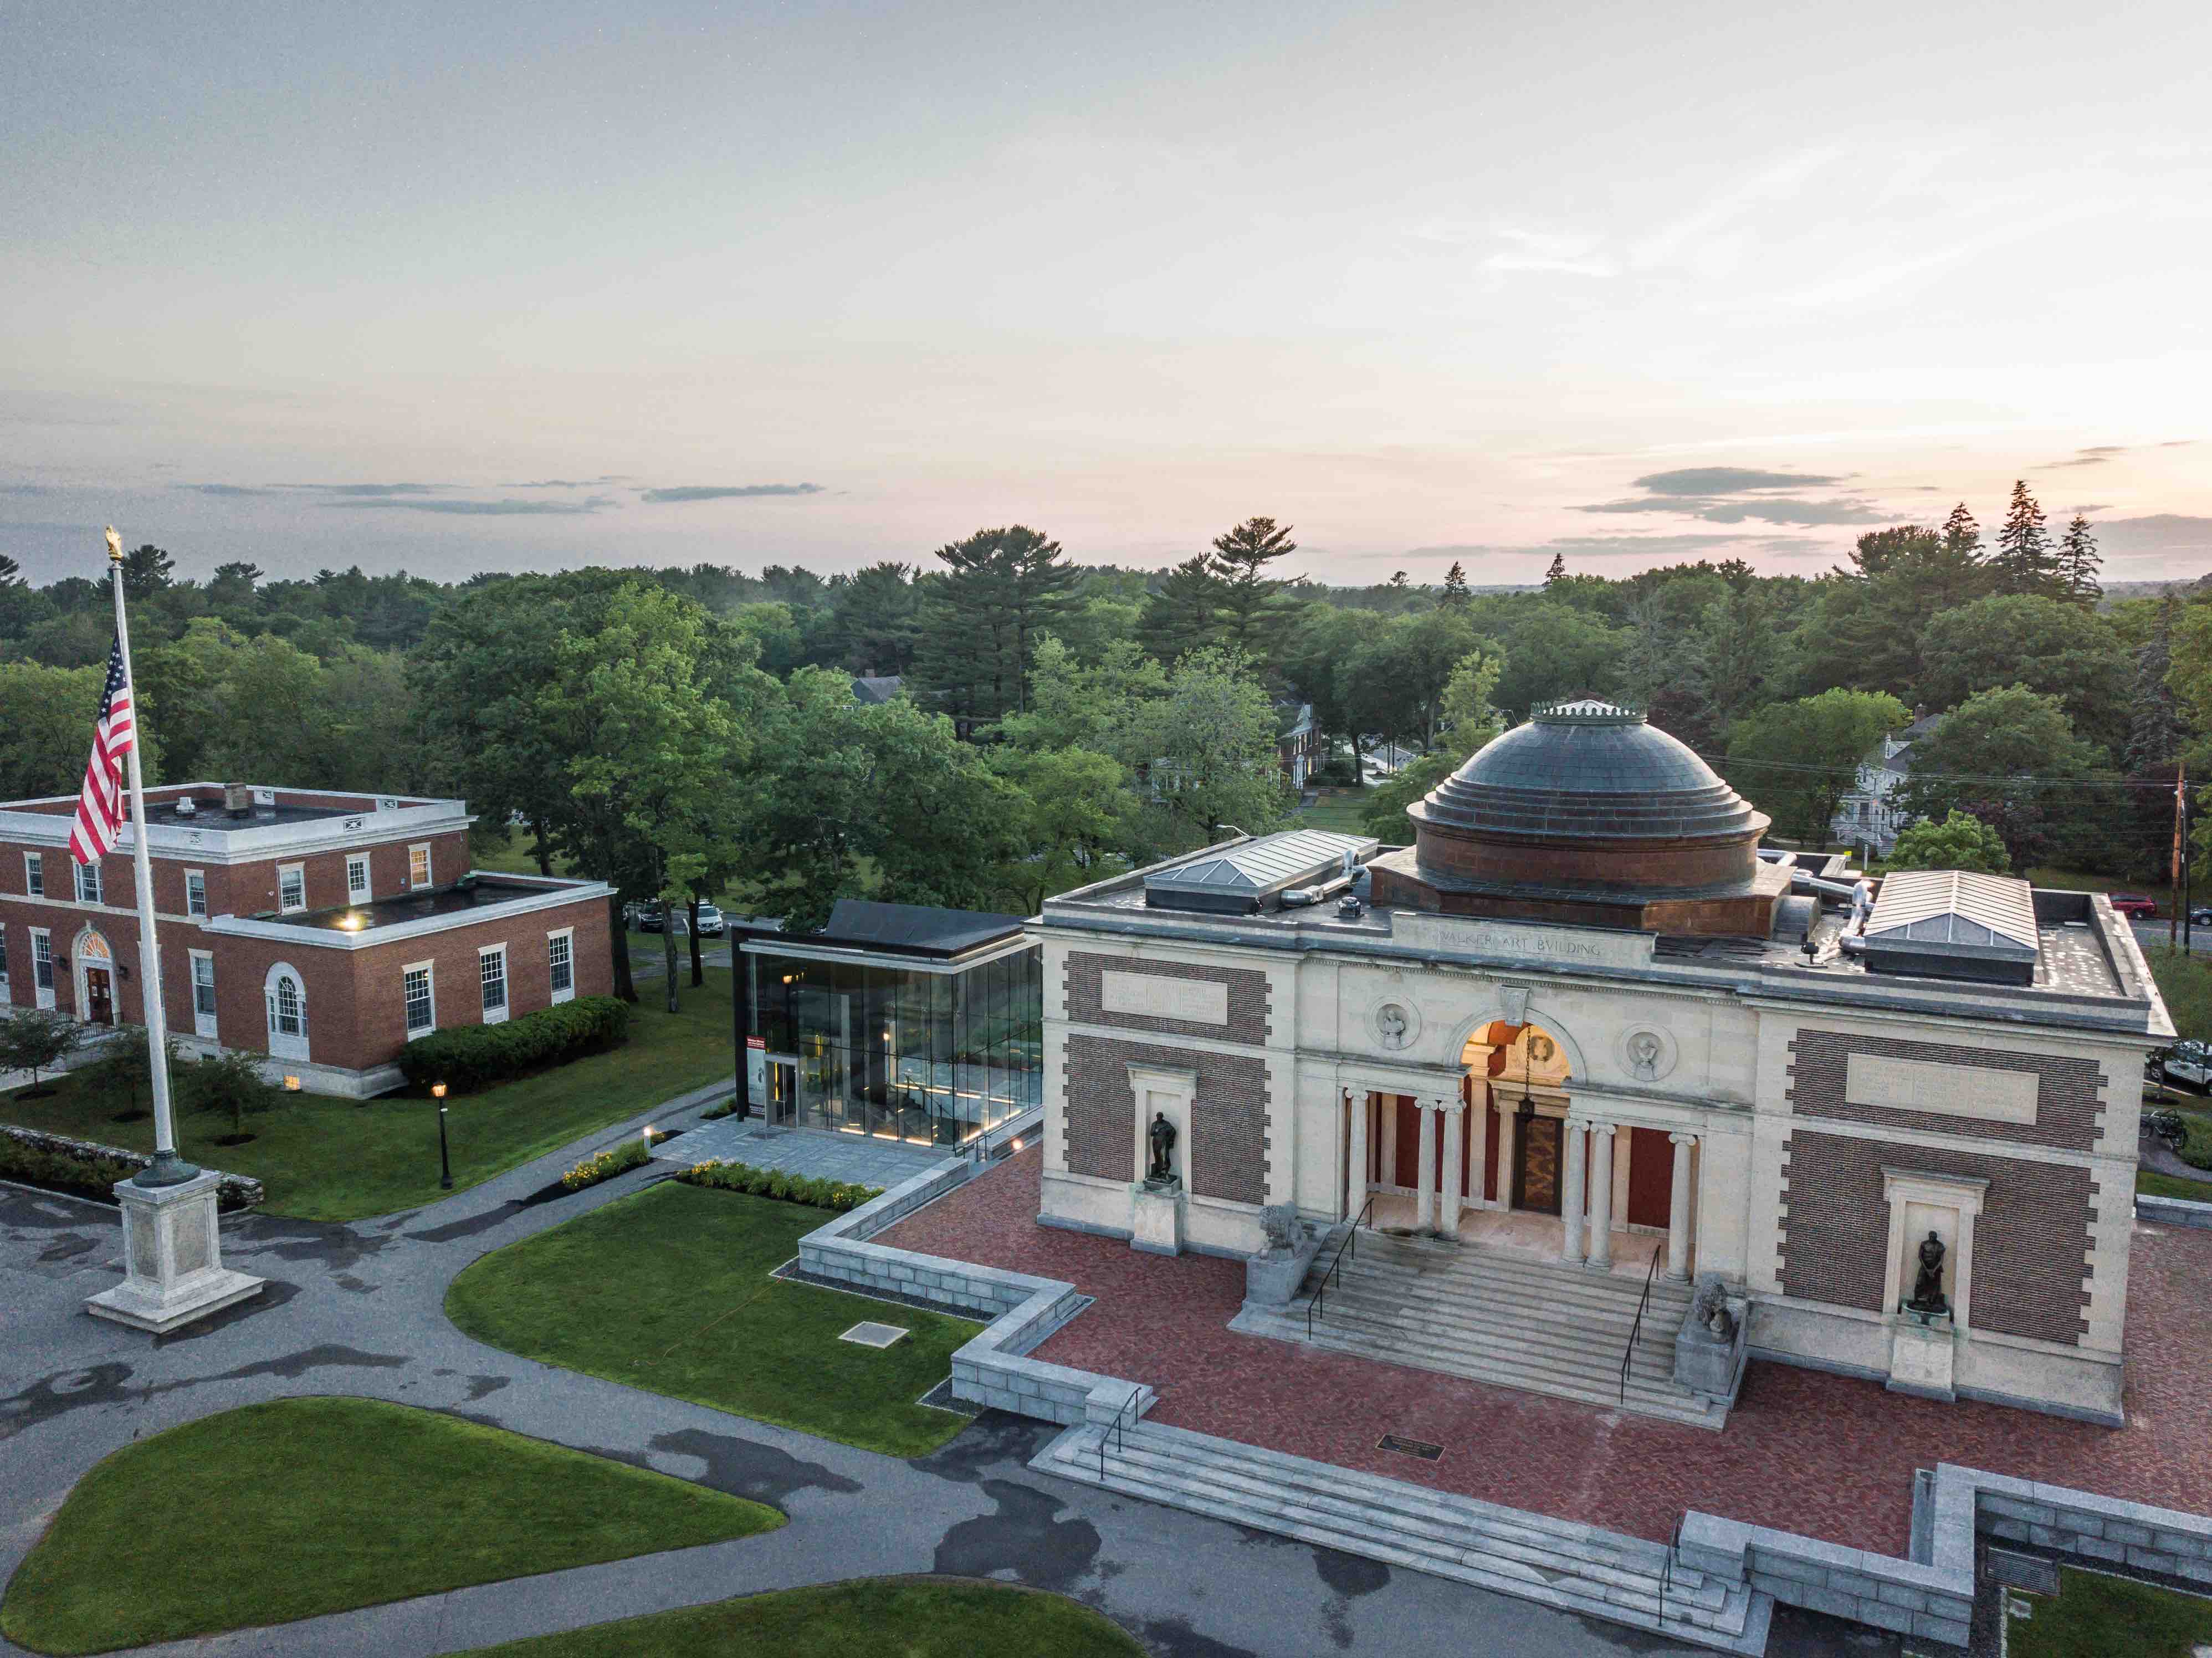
[0,1082,1820,1658]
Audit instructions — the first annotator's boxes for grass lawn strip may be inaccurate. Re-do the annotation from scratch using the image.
[1,966,736,1222]
[0,1397,779,1657]
[2137,1168,2212,1201]
[447,1182,981,1457]
[462,1577,1143,1657]
[2008,1566,2212,1658]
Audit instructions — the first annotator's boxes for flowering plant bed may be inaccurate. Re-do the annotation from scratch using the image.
[673,1159,881,1212]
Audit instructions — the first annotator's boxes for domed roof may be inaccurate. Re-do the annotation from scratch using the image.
[1410,698,1765,845]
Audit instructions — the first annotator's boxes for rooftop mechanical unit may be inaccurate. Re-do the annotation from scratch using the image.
[1144,829,1379,915]
[1860,868,2040,986]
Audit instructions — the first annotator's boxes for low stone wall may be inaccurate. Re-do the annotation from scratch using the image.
[799,1154,1150,1427]
[0,1123,265,1210]
[1975,1467,2212,1584]
[2136,1192,2212,1231]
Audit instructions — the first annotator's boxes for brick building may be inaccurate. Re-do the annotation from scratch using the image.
[0,782,612,1097]
[1032,700,2170,1426]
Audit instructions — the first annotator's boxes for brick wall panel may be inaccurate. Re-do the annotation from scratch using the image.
[1064,1032,1268,1204]
[1064,951,1271,1045]
[1786,1028,2103,1152]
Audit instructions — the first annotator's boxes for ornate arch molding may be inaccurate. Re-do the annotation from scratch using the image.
[1444,989,1594,1082]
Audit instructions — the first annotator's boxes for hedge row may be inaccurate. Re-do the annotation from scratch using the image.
[559,1138,651,1192]
[674,1159,882,1212]
[395,996,631,1093]
[0,1132,260,1211]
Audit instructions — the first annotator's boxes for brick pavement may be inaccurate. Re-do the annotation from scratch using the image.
[878,1147,2212,1555]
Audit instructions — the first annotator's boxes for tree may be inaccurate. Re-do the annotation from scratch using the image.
[1888,810,2011,876]
[0,661,163,799]
[988,745,1134,912]
[2057,515,2102,604]
[1139,648,1294,846]
[825,561,920,677]
[0,1009,86,1097]
[181,1047,286,1139]
[1989,480,2063,598]
[1914,595,2131,761]
[2129,596,2184,774]
[1439,561,1471,607]
[1473,601,1626,718]
[1206,516,1298,659]
[1544,552,1567,586]
[909,525,1081,723]
[1681,586,1777,746]
[1846,525,1939,578]
[1135,555,1226,664]
[995,636,1165,764]
[1898,685,2100,869]
[119,543,175,600]
[1725,689,1911,844]
[1940,502,1983,564]
[1359,648,1504,840]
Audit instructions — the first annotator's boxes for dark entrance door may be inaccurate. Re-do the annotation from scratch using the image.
[85,968,114,1026]
[1514,1112,1563,1215]
[766,1058,797,1125]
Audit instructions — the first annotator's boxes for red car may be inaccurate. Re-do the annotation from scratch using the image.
[2108,894,2159,919]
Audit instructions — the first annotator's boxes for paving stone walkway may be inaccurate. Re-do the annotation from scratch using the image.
[877,1147,2212,1559]
[655,1118,951,1186]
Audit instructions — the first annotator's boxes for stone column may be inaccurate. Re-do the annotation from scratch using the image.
[1415,1102,1438,1232]
[1666,1132,1697,1281]
[1379,1098,1399,1191]
[1440,1102,1464,1240]
[1585,1123,1616,1271]
[1346,1091,1370,1222]
[1469,1083,1491,1209]
[1560,1118,1587,1263]
[1496,1101,1517,1213]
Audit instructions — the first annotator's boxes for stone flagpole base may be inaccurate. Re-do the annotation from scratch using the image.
[85,1171,265,1334]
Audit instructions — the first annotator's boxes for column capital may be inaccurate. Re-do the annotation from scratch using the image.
[1580,1120,1616,1138]
[1668,1130,1699,1147]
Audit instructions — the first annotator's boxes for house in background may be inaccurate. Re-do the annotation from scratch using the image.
[851,674,905,705]
[1277,703,1321,790]
[1830,709,1942,855]
[0,782,611,1097]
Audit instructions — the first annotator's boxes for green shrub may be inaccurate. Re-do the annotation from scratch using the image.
[396,997,631,1094]
[559,1138,650,1193]
[0,1135,143,1201]
[673,1160,882,1212]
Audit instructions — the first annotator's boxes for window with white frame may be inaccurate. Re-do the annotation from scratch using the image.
[479,944,508,1023]
[24,851,43,898]
[263,962,309,1061]
[31,928,55,1009]
[403,962,436,1037]
[547,928,574,1002]
[272,974,303,1035]
[0,923,8,990]
[190,951,218,1038]
[346,854,371,903]
[74,859,101,905]
[185,869,207,917]
[408,843,431,887]
[278,863,305,912]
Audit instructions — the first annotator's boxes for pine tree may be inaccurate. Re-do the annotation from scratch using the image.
[1544,552,1567,586]
[1990,480,2061,598]
[2057,515,2102,604]
[1135,555,1226,664]
[2127,596,2183,773]
[1440,560,1471,607]
[1206,516,1298,658]
[1940,502,1983,562]
[909,525,1079,721]
[120,543,174,600]
[0,552,22,588]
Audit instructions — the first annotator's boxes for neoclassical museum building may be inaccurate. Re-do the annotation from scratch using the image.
[1032,700,2168,1427]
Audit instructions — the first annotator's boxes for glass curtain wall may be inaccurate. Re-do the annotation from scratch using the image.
[750,946,1041,1145]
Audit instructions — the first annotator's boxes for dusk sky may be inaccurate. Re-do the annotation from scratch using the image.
[4,1,2209,589]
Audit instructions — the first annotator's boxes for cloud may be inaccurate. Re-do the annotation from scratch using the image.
[295,483,441,497]
[2078,446,2126,456]
[2089,515,2212,562]
[1538,532,1825,558]
[1629,467,1845,496]
[2160,439,2199,448]
[0,483,53,495]
[322,495,616,516]
[1576,495,1886,526]
[639,483,825,503]
[509,477,627,488]
[2073,503,2114,513]
[2039,456,2110,469]
[175,483,276,496]
[1480,226,1617,279]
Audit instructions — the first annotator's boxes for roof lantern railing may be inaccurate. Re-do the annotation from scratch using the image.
[1528,697,1647,727]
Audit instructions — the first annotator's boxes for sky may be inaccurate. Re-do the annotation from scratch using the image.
[4,0,2210,590]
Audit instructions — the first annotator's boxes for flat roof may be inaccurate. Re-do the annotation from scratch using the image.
[736,900,1030,962]
[263,875,583,933]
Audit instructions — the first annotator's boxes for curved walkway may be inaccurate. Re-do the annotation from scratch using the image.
[0,1087,1693,1658]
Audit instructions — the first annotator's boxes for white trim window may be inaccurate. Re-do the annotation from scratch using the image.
[264,961,309,1062]
[32,927,56,1010]
[24,851,43,898]
[346,854,372,904]
[479,944,509,1024]
[278,862,306,913]
[547,927,575,1004]
[189,950,218,1039]
[185,868,208,918]
[403,960,436,1038]
[74,859,102,905]
[0,922,8,992]
[408,843,432,888]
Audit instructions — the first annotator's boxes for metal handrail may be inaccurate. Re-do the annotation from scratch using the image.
[1619,1240,1665,1405]
[1305,1194,1376,1340]
[1099,1382,1144,1477]
[1660,1513,1683,1630]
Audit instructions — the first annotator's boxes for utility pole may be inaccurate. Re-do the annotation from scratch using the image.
[2173,762,2185,951]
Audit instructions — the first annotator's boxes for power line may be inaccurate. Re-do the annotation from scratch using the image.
[1698,750,2187,792]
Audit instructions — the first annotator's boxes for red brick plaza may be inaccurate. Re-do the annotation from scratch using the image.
[882,1147,2212,1556]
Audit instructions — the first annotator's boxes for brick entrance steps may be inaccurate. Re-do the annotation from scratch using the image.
[1033,1418,1773,1655]
[1232,1229,1727,1429]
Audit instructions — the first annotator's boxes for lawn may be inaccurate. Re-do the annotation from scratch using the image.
[1,968,738,1222]
[0,1398,779,1656]
[2147,945,2212,1045]
[2008,1567,2212,1658]
[447,1181,982,1457]
[2138,1168,2212,1200]
[1296,790,1373,834]
[463,1578,1142,1657]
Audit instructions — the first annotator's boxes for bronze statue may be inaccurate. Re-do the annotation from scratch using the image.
[1907,1230,1949,1316]
[1146,1111,1178,1184]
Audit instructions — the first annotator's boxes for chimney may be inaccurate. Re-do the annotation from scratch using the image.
[224,783,252,818]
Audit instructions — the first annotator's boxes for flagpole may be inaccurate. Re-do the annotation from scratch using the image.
[106,528,194,1188]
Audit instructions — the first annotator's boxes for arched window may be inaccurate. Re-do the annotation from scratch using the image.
[263,962,310,1061]
[274,975,301,1035]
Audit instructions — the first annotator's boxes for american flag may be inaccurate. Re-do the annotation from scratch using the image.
[68,635,135,865]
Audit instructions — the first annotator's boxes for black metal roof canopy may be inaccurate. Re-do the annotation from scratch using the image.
[1144,829,1379,914]
[816,899,1028,958]
[1861,868,2041,986]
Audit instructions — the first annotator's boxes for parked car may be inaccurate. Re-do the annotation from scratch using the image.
[2108,893,2159,919]
[2148,1040,2212,1092]
[2189,904,2212,926]
[633,904,682,935]
[693,903,726,937]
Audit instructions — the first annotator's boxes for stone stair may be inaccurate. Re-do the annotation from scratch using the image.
[1033,1418,1771,1654]
[1233,1229,1730,1429]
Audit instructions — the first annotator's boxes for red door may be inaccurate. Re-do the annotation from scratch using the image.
[1626,1127,1674,1229]
[1392,1097,1421,1187]
[85,968,114,1026]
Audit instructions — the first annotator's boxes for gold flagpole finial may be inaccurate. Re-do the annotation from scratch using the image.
[104,526,122,562]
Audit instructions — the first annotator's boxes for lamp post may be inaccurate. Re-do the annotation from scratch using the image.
[432,1082,452,1190]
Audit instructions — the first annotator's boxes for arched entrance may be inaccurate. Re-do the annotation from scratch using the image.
[74,929,116,1026]
[1463,1020,1571,1217]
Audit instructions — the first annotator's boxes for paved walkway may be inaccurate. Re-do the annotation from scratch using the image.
[0,1086,1718,1657]
[654,1119,950,1186]
[879,1148,2212,1559]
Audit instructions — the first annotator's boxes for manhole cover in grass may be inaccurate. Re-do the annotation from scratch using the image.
[839,1321,910,1349]
[1378,1434,1443,1462]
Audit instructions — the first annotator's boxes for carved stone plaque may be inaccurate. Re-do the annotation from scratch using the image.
[1100,970,1229,1026]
